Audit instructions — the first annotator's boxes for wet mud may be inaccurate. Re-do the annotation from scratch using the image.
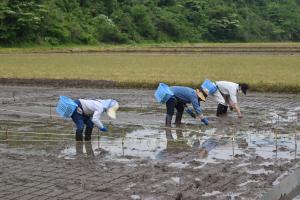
[0,85,299,199]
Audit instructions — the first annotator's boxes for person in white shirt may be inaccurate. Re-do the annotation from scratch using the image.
[209,81,249,118]
[71,99,119,141]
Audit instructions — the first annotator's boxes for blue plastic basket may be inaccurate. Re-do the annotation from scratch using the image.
[56,96,77,118]
[201,79,217,94]
[154,83,174,103]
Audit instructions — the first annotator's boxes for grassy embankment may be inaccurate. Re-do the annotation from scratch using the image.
[0,44,299,93]
[1,42,300,53]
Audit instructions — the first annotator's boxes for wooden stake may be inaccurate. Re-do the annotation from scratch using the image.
[275,129,278,160]
[12,91,15,102]
[5,127,8,140]
[97,129,100,149]
[49,104,52,119]
[295,131,297,159]
[122,137,125,157]
[232,129,235,158]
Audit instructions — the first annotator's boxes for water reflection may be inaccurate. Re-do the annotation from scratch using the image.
[164,126,187,153]
[242,130,299,160]
[198,138,218,159]
[103,129,167,159]
[57,127,299,163]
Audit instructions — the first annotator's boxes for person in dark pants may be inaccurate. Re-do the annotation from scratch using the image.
[71,99,119,141]
[210,81,249,118]
[165,86,209,127]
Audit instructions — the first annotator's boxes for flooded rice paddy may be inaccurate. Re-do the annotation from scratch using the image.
[0,86,299,199]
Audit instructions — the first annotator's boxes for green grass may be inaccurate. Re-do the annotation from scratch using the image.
[0,51,299,93]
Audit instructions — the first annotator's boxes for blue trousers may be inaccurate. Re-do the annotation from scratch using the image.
[71,100,94,135]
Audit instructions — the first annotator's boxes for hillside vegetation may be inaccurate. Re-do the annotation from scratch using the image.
[1,0,300,45]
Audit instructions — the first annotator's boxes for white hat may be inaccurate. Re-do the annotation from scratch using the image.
[107,102,119,119]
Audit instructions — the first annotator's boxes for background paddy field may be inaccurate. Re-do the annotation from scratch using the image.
[0,43,299,93]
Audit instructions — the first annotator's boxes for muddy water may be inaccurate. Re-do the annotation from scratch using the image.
[0,85,300,199]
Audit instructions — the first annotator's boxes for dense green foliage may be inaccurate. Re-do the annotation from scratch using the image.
[1,0,300,45]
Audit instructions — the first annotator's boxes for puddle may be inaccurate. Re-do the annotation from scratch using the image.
[55,126,299,167]
[202,191,222,197]
[2,124,298,165]
[247,168,274,175]
[59,128,167,160]
[1,118,299,167]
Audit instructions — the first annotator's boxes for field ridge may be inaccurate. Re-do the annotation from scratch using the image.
[0,78,299,93]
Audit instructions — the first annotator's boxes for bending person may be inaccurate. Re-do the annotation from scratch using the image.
[71,99,119,141]
[165,86,209,127]
[211,81,249,118]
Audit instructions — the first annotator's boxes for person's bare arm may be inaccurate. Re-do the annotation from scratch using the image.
[228,100,243,118]
[233,104,243,118]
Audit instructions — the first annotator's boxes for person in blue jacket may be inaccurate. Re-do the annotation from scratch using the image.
[165,86,209,127]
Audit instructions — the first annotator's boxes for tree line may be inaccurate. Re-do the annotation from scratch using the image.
[1,0,300,45]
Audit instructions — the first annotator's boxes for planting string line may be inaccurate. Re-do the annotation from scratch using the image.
[1,140,295,153]
[0,113,297,144]
[3,139,74,142]
[1,96,283,110]
[2,126,292,144]
[1,139,298,156]
[2,99,296,125]
[0,106,293,129]
[0,116,296,136]
[0,108,298,140]
[1,127,297,138]
[1,126,298,156]
[3,101,297,124]
[1,131,297,149]
[1,129,299,148]
[1,100,267,110]
[0,130,74,136]
[0,130,235,143]
[0,107,214,134]
[0,108,55,118]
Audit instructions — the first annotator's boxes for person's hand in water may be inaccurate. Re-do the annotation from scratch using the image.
[100,126,108,132]
[201,118,209,125]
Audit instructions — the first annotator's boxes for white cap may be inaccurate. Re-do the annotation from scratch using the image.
[107,102,119,119]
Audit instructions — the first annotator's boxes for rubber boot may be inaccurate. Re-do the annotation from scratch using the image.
[84,127,93,141]
[175,112,183,125]
[165,115,172,127]
[76,129,83,141]
[76,141,83,155]
[216,104,228,117]
[85,141,95,157]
